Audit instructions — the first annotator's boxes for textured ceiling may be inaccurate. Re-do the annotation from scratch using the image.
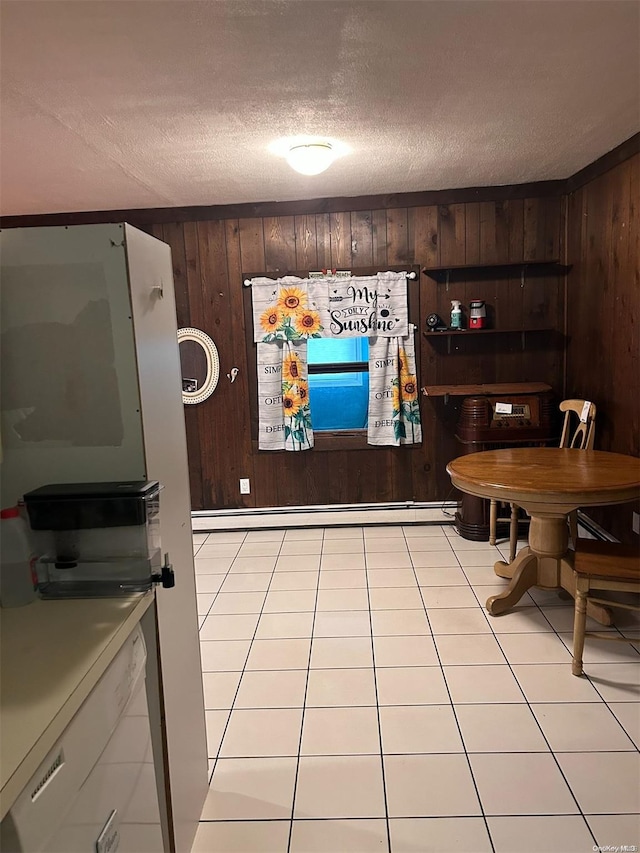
[1,0,638,216]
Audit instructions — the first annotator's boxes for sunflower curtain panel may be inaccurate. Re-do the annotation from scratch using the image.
[250,272,422,451]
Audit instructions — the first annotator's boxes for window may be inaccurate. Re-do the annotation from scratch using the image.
[243,264,420,450]
[307,337,369,430]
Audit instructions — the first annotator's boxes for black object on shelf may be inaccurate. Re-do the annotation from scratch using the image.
[425,312,448,331]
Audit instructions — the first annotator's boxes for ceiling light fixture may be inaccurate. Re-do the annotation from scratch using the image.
[286,142,335,176]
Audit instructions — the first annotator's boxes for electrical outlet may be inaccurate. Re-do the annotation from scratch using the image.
[633,511,640,536]
[239,478,250,495]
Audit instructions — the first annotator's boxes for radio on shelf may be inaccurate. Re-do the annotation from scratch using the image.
[453,391,556,541]
[456,394,554,445]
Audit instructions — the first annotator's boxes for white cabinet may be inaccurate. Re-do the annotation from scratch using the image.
[0,224,207,853]
[2,619,163,853]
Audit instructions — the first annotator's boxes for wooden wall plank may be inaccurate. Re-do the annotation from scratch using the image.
[294,215,318,270]
[224,219,256,508]
[329,211,352,268]
[184,222,205,326]
[565,153,639,543]
[523,198,543,260]
[264,216,296,272]
[238,218,266,274]
[610,159,635,455]
[497,199,526,381]
[627,153,639,457]
[315,213,332,270]
[415,206,441,497]
[411,206,438,269]
[386,208,409,264]
[196,220,243,508]
[350,210,374,266]
[438,204,465,265]
[372,209,388,267]
[479,201,499,264]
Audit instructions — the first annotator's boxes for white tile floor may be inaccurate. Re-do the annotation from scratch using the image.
[190,524,640,853]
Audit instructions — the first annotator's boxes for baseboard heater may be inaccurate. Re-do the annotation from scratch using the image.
[192,500,458,530]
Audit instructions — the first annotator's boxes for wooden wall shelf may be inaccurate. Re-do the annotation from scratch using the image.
[423,328,553,338]
[422,382,553,398]
[423,327,555,353]
[422,260,571,284]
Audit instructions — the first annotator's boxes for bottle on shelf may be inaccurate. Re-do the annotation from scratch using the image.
[0,505,37,607]
[450,300,463,329]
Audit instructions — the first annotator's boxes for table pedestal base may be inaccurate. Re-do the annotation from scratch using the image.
[486,546,612,625]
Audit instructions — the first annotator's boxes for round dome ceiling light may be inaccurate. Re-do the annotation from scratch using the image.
[286,142,335,176]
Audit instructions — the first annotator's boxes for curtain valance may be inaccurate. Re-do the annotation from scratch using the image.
[251,272,409,342]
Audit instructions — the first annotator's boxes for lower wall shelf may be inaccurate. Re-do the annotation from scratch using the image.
[421,382,553,399]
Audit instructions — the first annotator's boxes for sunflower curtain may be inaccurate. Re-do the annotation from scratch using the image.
[367,334,422,445]
[252,277,318,451]
[250,273,421,450]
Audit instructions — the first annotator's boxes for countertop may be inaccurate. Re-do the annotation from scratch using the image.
[0,591,155,819]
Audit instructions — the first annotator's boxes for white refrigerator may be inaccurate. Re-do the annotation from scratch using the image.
[0,223,208,853]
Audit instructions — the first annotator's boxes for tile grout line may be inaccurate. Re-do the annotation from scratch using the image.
[414,526,498,853]
[364,527,393,853]
[285,525,326,853]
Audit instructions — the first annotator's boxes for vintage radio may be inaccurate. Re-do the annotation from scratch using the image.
[453,391,557,541]
[456,394,555,445]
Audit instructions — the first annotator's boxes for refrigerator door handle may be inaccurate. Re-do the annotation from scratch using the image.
[152,554,175,589]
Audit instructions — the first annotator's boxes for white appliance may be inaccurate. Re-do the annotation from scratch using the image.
[0,224,208,851]
[1,626,163,853]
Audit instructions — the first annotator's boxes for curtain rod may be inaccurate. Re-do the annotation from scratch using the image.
[243,270,417,286]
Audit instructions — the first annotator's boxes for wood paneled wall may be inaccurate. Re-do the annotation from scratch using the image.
[565,152,639,544]
[144,195,565,510]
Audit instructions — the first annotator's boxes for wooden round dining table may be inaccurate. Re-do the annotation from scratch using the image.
[446,447,640,622]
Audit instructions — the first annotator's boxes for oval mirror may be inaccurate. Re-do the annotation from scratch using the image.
[177,327,219,404]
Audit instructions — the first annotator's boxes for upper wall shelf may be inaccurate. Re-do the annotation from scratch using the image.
[422,260,571,284]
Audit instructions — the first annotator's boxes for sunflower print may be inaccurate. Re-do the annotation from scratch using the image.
[296,380,309,404]
[282,389,302,417]
[278,287,307,314]
[401,375,418,402]
[260,305,284,334]
[293,309,322,336]
[283,352,303,382]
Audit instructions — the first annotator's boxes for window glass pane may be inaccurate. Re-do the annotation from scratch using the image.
[308,371,369,430]
[306,338,369,430]
[307,337,368,364]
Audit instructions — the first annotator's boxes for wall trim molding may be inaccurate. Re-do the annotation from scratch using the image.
[565,132,640,194]
[0,182,564,229]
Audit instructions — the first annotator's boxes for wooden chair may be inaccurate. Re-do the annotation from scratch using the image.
[489,399,597,561]
[571,539,640,676]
